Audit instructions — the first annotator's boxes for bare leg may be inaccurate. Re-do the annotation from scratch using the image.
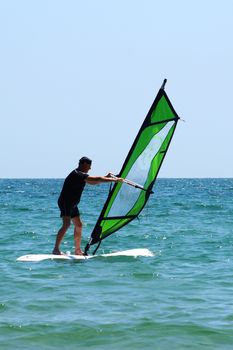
[53,216,71,255]
[72,216,83,255]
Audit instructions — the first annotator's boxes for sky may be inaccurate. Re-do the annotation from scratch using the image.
[0,0,232,178]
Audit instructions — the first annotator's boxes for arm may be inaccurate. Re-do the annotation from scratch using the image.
[85,175,123,185]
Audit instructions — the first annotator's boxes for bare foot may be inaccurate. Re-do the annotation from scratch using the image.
[74,249,84,256]
[52,248,65,255]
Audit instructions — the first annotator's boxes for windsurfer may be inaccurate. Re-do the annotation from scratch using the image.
[52,157,123,255]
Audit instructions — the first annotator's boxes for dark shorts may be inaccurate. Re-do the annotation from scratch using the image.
[58,198,80,218]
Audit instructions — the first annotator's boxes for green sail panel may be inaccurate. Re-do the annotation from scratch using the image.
[85,80,179,254]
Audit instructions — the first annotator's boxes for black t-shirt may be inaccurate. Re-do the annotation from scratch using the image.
[59,169,89,206]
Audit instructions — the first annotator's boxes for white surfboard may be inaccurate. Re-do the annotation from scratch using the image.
[17,248,154,262]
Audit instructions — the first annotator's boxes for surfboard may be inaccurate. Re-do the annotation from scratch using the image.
[16,248,154,262]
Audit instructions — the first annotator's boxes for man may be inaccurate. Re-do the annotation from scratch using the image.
[52,156,123,255]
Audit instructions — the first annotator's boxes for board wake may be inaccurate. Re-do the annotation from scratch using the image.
[17,248,154,262]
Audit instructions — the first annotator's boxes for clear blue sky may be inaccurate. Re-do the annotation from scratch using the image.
[1,0,232,178]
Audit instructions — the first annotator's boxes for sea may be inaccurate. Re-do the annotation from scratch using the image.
[1,178,233,350]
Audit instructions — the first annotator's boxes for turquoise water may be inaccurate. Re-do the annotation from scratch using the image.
[1,178,233,349]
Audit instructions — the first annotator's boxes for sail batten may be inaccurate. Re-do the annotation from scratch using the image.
[84,80,180,255]
[149,117,179,126]
[103,215,137,220]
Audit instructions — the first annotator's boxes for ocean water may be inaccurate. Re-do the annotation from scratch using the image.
[1,178,233,350]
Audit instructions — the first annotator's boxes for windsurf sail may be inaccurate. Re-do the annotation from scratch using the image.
[84,79,180,255]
